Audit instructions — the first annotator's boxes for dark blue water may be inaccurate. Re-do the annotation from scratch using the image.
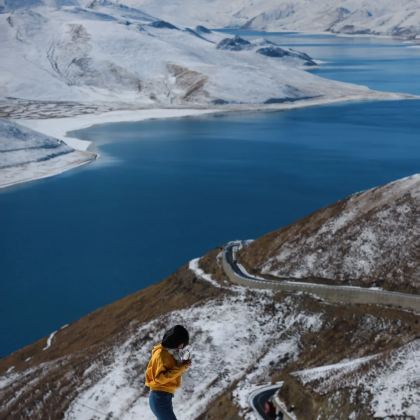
[1,34,420,357]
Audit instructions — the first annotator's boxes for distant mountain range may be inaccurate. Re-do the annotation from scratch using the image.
[131,0,420,39]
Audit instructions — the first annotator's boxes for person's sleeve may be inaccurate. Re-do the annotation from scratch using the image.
[154,354,188,384]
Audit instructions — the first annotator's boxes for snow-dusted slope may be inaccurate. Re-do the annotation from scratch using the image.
[292,339,420,418]
[64,285,321,420]
[0,1,408,107]
[1,253,418,419]
[239,174,420,293]
[0,119,95,188]
[131,0,420,39]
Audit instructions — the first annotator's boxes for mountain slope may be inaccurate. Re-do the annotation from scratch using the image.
[0,249,418,419]
[0,1,407,108]
[130,0,420,39]
[238,174,420,293]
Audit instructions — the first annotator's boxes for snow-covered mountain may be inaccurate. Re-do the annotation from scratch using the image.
[130,0,420,39]
[0,175,418,419]
[1,0,412,187]
[0,118,95,188]
[238,174,420,294]
[0,0,409,107]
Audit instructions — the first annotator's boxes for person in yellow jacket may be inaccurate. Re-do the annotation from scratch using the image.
[145,325,191,420]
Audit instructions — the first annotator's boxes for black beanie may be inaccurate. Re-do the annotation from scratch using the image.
[161,325,189,349]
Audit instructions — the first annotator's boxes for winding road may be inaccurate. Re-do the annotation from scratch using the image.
[248,385,283,420]
[223,241,420,312]
[222,241,420,419]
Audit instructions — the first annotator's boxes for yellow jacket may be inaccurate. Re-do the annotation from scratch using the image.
[145,344,188,394]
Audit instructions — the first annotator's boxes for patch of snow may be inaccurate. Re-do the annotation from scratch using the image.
[366,340,420,418]
[43,330,57,351]
[41,323,69,351]
[0,360,58,406]
[0,371,19,390]
[294,354,378,388]
[188,257,222,288]
[293,339,420,418]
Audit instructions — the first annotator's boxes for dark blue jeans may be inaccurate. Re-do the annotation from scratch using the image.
[149,390,177,420]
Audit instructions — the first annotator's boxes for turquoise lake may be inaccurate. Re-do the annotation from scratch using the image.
[1,33,419,356]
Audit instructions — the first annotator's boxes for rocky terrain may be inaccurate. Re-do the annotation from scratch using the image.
[238,174,420,294]
[0,175,419,419]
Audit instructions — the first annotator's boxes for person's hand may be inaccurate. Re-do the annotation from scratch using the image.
[182,359,192,368]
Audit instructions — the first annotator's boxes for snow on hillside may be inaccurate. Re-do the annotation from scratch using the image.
[0,0,408,108]
[0,119,73,168]
[293,339,420,418]
[63,282,321,419]
[1,258,416,419]
[0,119,95,188]
[239,174,420,292]
[0,262,316,420]
[131,0,420,39]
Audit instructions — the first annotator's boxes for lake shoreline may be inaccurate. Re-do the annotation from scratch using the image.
[2,89,414,191]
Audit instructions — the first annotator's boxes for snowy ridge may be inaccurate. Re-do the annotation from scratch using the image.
[131,0,420,39]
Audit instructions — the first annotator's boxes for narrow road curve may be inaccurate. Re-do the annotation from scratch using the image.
[222,241,420,312]
[248,384,296,420]
[249,385,282,420]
